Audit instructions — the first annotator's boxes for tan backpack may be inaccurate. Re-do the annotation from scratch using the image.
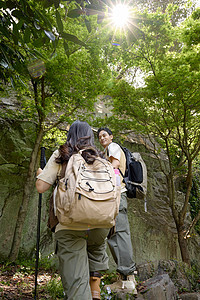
[55,150,121,228]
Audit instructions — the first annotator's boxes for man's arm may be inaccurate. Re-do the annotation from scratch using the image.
[109,156,120,169]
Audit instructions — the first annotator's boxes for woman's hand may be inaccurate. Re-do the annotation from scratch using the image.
[36,168,43,176]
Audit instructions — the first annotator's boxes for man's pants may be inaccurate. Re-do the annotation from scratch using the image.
[55,228,109,300]
[107,192,136,277]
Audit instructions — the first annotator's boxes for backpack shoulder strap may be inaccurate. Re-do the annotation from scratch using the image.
[55,162,68,184]
[59,162,68,179]
[118,168,124,178]
[116,143,127,177]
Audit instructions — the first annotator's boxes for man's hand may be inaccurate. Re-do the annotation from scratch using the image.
[110,156,120,169]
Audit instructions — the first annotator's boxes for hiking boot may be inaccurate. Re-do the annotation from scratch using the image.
[89,276,101,300]
[122,275,137,294]
[105,274,137,295]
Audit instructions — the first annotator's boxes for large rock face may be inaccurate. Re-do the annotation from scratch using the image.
[0,119,53,260]
[0,119,199,266]
[128,147,181,265]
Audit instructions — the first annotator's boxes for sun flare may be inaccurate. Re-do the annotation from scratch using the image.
[110,3,130,28]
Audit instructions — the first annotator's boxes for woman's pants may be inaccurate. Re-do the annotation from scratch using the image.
[55,228,109,300]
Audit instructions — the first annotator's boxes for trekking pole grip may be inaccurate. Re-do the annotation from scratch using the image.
[40,147,46,169]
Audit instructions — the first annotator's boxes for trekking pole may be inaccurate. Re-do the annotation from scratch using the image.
[34,147,46,300]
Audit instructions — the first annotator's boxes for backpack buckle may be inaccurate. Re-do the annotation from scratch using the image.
[86,181,94,192]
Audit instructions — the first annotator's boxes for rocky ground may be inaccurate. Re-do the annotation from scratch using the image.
[0,260,200,299]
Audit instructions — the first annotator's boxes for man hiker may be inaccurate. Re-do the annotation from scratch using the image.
[97,127,137,294]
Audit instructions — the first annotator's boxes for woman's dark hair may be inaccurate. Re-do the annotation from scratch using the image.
[56,120,103,164]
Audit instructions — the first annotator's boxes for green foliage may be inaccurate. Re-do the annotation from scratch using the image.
[0,0,113,262]
[0,0,108,85]
[189,163,200,235]
[44,275,64,299]
[181,8,200,46]
[0,255,58,276]
[101,271,118,286]
[175,260,200,292]
[0,259,35,274]
[106,8,200,175]
[186,260,200,292]
[43,127,67,149]
[0,0,54,83]
[35,269,120,299]
[1,21,112,128]
[134,0,191,26]
[98,7,200,263]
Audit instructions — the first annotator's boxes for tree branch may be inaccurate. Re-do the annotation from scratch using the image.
[184,209,200,239]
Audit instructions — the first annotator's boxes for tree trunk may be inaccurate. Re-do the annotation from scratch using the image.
[177,160,193,266]
[177,224,191,266]
[167,172,191,266]
[9,128,44,261]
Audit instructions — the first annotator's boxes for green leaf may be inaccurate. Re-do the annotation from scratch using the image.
[0,60,8,68]
[0,45,12,68]
[84,18,91,33]
[24,27,31,44]
[12,22,19,45]
[54,0,60,9]
[25,3,35,17]
[42,0,54,8]
[11,10,24,19]
[56,10,63,33]
[52,38,59,50]
[44,30,55,41]
[33,37,44,47]
[67,9,83,18]
[0,24,10,38]
[5,0,16,10]
[85,7,98,16]
[61,32,86,47]
[97,12,105,24]
[74,0,82,5]
[13,60,24,73]
[0,0,7,9]
[31,49,46,60]
[63,40,69,57]
[34,21,41,30]
[35,11,52,30]
[17,19,24,30]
